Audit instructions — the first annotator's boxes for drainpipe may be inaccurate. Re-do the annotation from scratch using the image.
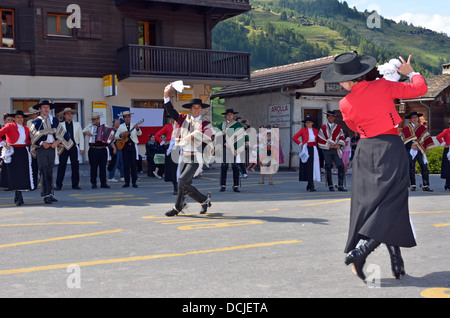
[280,87,294,170]
[419,100,432,132]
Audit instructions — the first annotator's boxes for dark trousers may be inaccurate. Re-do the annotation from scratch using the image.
[323,149,345,187]
[221,162,240,187]
[122,143,138,185]
[409,150,430,186]
[35,147,55,197]
[88,147,108,186]
[175,156,207,211]
[56,145,79,188]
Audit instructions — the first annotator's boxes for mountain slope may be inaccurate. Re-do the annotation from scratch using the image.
[212,0,450,76]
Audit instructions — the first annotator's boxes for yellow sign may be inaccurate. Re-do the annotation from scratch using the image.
[177,86,194,102]
[103,74,117,97]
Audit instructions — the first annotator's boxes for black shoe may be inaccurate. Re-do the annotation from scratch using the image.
[233,187,240,193]
[50,195,58,202]
[55,186,62,191]
[72,186,81,190]
[100,184,111,189]
[328,186,335,192]
[410,185,416,191]
[337,186,347,192]
[445,185,450,191]
[386,245,405,279]
[344,239,380,281]
[44,196,53,204]
[91,184,97,189]
[14,192,24,206]
[165,208,180,217]
[200,192,212,214]
[307,187,316,192]
[422,186,433,192]
[132,184,138,188]
[220,186,226,192]
[122,184,129,188]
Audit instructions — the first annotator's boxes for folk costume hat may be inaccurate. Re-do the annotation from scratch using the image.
[405,111,424,119]
[321,52,377,83]
[182,98,210,109]
[10,109,29,118]
[324,110,337,117]
[26,107,40,115]
[32,100,56,110]
[302,116,315,123]
[222,108,239,115]
[118,110,134,117]
[58,107,78,117]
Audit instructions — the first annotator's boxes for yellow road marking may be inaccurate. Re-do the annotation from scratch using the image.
[299,199,350,207]
[434,223,450,228]
[178,220,264,230]
[0,222,99,227]
[410,211,450,214]
[421,288,450,298]
[256,209,280,213]
[0,229,122,249]
[0,240,301,275]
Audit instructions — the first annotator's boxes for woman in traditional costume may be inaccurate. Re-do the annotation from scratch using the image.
[292,116,320,192]
[0,110,34,206]
[437,120,450,191]
[321,52,428,281]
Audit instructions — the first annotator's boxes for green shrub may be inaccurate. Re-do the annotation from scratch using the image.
[416,146,444,174]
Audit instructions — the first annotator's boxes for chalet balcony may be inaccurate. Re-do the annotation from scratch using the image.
[116,0,250,10]
[117,45,250,84]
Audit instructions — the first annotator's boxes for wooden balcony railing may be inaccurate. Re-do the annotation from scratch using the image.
[116,0,250,9]
[118,45,250,81]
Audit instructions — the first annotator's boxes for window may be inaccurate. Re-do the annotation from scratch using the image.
[138,21,157,46]
[1,8,15,48]
[133,100,164,109]
[12,99,40,125]
[47,13,72,37]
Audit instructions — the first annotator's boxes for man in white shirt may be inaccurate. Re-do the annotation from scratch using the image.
[55,108,84,190]
[115,111,142,188]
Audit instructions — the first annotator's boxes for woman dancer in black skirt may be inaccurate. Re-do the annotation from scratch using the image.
[0,110,34,205]
[321,53,428,282]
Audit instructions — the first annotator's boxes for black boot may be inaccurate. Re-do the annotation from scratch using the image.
[386,245,405,279]
[200,192,212,214]
[344,239,381,281]
[165,206,182,217]
[14,191,24,206]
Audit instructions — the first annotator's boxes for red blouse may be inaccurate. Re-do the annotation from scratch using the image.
[339,75,428,138]
[292,127,319,147]
[0,123,31,145]
[437,128,450,145]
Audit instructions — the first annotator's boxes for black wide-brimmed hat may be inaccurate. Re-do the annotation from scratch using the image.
[321,52,377,83]
[222,108,239,115]
[405,111,423,119]
[324,110,338,117]
[302,116,315,123]
[182,98,210,109]
[10,110,29,118]
[32,100,56,110]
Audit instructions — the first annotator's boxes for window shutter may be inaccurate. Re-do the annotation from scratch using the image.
[17,7,35,51]
[123,17,138,46]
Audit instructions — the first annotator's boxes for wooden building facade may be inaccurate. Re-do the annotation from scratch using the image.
[0,0,251,158]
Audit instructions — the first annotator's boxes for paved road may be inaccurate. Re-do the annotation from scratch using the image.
[0,166,449,300]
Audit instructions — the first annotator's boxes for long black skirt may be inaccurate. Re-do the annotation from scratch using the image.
[0,147,34,191]
[441,148,450,180]
[344,134,416,253]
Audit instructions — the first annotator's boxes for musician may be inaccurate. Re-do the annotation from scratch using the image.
[83,112,114,189]
[156,116,178,195]
[0,110,34,206]
[55,108,84,190]
[318,111,347,191]
[26,107,40,188]
[115,111,142,188]
[29,100,73,204]
[292,116,320,192]
[216,109,247,192]
[437,119,450,191]
[402,111,436,192]
[163,84,214,216]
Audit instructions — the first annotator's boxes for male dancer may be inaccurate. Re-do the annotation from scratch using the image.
[163,84,213,216]
[402,111,436,191]
[216,108,247,192]
[317,111,347,191]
